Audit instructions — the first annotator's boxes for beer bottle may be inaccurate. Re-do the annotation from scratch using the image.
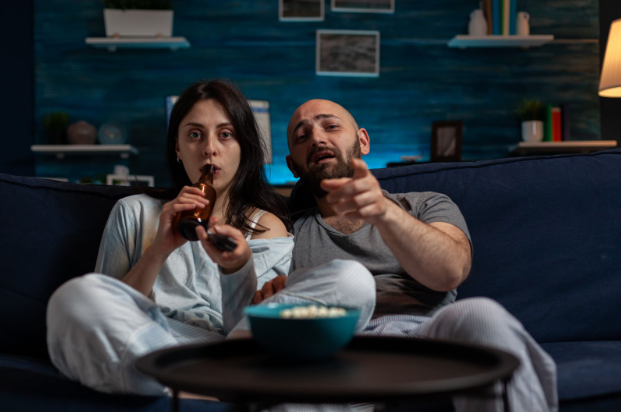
[177,165,216,241]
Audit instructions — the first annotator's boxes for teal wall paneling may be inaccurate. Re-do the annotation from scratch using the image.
[34,0,601,185]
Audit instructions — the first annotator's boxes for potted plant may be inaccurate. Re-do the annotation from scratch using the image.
[44,112,69,145]
[104,0,173,38]
[517,100,544,143]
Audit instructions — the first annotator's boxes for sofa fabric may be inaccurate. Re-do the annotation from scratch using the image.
[1,149,620,411]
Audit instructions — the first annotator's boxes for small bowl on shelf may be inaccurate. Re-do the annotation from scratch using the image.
[244,303,361,361]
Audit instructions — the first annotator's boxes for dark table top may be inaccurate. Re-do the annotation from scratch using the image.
[136,336,519,405]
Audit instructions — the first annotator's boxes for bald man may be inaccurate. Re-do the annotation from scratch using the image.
[250,100,557,412]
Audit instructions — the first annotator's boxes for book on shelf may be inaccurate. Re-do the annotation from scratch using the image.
[552,107,562,142]
[544,104,553,142]
[509,0,517,35]
[492,0,501,35]
[561,103,571,141]
[483,0,493,35]
[503,0,510,35]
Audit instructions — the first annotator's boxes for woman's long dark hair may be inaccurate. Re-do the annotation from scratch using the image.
[148,79,291,233]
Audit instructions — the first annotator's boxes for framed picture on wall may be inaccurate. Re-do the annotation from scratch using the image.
[280,0,324,21]
[430,121,462,162]
[248,100,273,164]
[316,30,380,77]
[332,0,394,13]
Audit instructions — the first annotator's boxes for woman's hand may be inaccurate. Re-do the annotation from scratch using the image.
[151,186,210,258]
[196,222,251,274]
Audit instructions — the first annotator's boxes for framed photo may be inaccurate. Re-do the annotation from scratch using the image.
[279,0,324,21]
[248,100,273,164]
[106,174,155,187]
[332,0,394,13]
[430,121,462,162]
[316,30,380,77]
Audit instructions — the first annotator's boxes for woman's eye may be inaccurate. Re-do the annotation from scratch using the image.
[220,131,233,138]
[189,131,201,139]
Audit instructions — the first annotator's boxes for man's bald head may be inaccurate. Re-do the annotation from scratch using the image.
[286,99,359,147]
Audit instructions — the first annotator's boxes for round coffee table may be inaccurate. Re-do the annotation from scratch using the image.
[136,336,519,412]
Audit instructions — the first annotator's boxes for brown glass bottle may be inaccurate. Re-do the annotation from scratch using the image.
[177,165,216,241]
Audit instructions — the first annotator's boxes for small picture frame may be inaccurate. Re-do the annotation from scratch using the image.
[106,174,155,187]
[431,121,463,162]
[316,30,380,77]
[332,0,395,13]
[248,100,273,164]
[279,0,324,21]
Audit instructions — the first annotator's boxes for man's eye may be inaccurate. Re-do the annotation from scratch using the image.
[326,125,338,130]
[297,134,306,140]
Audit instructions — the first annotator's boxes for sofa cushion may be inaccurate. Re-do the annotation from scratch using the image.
[370,150,621,344]
[0,174,142,359]
[541,341,621,401]
[0,354,246,412]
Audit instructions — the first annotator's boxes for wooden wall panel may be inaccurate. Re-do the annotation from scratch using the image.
[34,0,600,184]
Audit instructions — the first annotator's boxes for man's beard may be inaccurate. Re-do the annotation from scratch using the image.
[291,138,362,199]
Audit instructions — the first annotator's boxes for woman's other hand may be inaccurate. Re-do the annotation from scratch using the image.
[196,222,251,274]
[151,186,210,258]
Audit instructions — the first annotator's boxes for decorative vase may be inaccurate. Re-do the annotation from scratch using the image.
[522,121,544,142]
[104,9,173,37]
[468,9,488,36]
[517,12,530,36]
[67,121,97,145]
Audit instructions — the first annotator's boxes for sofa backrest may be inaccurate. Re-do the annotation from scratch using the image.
[369,149,621,343]
[0,174,141,359]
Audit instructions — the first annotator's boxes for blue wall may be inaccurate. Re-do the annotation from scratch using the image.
[34,0,601,185]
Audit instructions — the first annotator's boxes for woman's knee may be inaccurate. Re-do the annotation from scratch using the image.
[47,274,117,335]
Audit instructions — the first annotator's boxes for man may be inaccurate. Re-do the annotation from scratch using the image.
[248,99,557,412]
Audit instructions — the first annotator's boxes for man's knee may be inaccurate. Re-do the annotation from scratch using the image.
[427,297,520,341]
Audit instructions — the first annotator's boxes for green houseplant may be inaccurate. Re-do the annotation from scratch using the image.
[103,0,174,37]
[516,100,544,143]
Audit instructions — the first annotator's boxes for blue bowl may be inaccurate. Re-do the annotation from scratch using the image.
[244,303,361,361]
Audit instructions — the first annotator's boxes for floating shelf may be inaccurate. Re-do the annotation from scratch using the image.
[448,35,554,48]
[31,145,139,159]
[85,37,190,52]
[509,140,617,155]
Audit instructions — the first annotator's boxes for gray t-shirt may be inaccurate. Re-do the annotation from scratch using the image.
[292,191,472,318]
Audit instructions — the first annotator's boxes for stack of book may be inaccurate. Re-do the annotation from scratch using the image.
[543,104,571,142]
[482,0,518,35]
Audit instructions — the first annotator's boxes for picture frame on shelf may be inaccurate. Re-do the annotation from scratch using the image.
[316,30,380,77]
[331,0,394,13]
[106,174,154,187]
[279,0,324,21]
[430,121,462,162]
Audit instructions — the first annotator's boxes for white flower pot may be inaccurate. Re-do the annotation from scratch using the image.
[521,120,544,142]
[104,9,173,37]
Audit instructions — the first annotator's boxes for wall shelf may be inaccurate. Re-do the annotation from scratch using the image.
[31,145,139,159]
[85,37,190,52]
[509,140,617,156]
[448,35,554,49]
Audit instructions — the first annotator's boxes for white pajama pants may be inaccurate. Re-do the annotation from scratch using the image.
[47,260,557,412]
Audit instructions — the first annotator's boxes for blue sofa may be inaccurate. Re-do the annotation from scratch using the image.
[1,149,620,411]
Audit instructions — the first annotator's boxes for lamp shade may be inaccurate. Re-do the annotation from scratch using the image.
[600,19,621,97]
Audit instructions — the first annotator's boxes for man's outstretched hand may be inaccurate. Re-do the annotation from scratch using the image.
[321,158,393,225]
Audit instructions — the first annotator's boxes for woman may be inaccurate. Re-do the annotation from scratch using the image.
[46,80,293,396]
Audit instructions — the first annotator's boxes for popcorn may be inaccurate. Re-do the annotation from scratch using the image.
[280,305,347,319]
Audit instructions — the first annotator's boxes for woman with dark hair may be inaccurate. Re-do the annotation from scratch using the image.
[45,80,294,396]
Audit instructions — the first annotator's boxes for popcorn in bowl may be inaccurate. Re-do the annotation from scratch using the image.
[280,305,347,319]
